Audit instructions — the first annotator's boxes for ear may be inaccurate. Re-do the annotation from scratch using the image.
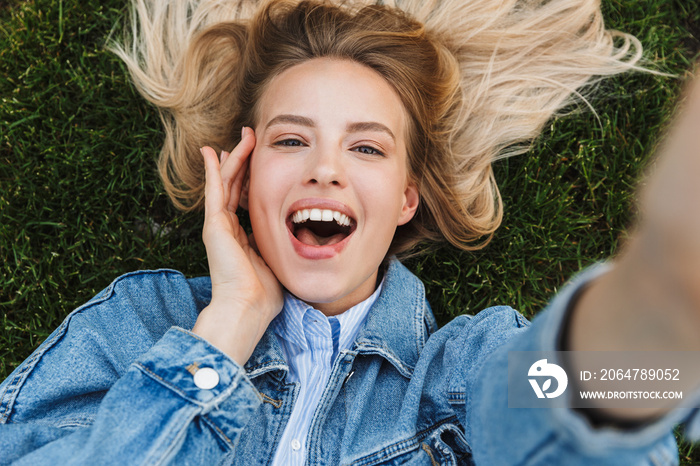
[239,168,250,210]
[397,181,419,226]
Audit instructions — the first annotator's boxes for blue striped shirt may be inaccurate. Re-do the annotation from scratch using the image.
[270,281,384,466]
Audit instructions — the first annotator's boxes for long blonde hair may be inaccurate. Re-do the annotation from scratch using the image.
[111,0,643,256]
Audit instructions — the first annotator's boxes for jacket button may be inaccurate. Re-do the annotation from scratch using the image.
[193,367,220,389]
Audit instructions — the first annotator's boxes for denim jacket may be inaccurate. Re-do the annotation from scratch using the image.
[0,259,696,465]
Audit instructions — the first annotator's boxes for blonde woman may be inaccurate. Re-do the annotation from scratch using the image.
[1,0,699,464]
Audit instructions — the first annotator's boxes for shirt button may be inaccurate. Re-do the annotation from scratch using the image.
[291,439,301,451]
[193,367,220,389]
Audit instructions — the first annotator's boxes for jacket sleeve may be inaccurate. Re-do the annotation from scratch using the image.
[452,264,700,465]
[0,271,261,465]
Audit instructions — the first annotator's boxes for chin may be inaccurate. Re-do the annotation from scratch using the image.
[281,273,348,304]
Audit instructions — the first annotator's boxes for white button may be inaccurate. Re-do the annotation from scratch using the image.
[193,367,220,389]
[291,439,301,451]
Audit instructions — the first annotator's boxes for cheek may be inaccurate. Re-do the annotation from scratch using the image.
[358,166,408,219]
[246,156,277,231]
[248,153,284,209]
[246,153,296,243]
[352,175,408,260]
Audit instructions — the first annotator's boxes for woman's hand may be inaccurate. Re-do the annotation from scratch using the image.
[192,127,283,365]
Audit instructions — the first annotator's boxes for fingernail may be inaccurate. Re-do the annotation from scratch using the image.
[241,126,246,140]
[199,147,204,155]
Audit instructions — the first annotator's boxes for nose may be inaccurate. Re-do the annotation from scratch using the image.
[304,145,347,188]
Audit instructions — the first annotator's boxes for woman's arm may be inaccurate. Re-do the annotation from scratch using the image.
[0,129,280,464]
[0,274,262,465]
[461,72,700,466]
[567,71,700,421]
[191,127,283,364]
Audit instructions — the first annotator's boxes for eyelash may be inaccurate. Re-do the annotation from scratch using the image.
[354,146,385,157]
[273,138,306,148]
[272,138,385,157]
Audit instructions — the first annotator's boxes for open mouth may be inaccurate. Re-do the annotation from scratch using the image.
[288,208,356,246]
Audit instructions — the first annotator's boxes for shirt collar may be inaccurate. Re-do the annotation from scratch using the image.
[244,258,437,379]
[272,279,384,354]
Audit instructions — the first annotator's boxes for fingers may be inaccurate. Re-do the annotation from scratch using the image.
[221,127,256,209]
[201,146,225,218]
[220,150,230,166]
[248,232,260,255]
[201,127,256,216]
[229,158,249,213]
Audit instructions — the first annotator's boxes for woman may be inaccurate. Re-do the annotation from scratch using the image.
[1,0,698,464]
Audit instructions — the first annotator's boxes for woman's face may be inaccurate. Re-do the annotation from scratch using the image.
[247,58,419,315]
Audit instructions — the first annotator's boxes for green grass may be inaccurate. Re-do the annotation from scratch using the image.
[1,0,699,463]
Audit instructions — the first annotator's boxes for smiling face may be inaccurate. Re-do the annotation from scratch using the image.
[247,58,419,315]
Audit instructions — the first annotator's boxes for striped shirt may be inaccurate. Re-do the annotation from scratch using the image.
[270,281,384,466]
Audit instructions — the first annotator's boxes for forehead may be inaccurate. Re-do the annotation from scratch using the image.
[256,58,408,140]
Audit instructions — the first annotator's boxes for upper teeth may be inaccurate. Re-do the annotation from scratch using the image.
[292,208,352,226]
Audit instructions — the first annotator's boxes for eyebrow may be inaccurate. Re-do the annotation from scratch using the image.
[264,114,395,142]
[265,114,314,129]
[346,121,395,142]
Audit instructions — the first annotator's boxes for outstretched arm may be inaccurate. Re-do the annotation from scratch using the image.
[465,70,700,466]
[567,70,700,421]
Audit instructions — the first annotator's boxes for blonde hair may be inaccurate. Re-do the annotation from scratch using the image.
[110,0,643,256]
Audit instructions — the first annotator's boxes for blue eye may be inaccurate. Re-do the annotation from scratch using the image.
[353,145,384,156]
[274,138,305,147]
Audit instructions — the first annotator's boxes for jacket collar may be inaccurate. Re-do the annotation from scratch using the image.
[244,258,438,380]
[352,259,437,377]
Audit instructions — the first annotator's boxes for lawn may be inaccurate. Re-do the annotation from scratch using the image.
[1,0,699,462]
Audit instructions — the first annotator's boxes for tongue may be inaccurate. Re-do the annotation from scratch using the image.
[296,227,347,246]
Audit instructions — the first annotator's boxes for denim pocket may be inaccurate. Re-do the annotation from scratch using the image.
[348,420,473,465]
[421,422,473,466]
